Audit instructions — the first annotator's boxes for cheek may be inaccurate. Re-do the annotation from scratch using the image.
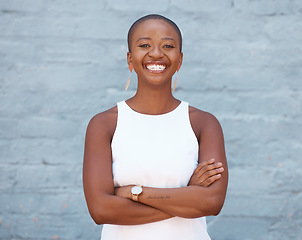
[172,54,182,64]
[132,53,147,64]
[132,57,143,67]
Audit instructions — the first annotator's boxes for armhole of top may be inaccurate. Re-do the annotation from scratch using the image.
[187,104,200,145]
[111,102,122,145]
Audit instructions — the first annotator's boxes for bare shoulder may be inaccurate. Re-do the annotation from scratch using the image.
[86,106,118,138]
[189,106,220,123]
[189,106,223,139]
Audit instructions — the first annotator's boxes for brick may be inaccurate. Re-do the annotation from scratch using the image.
[1,214,100,239]
[222,194,287,218]
[0,192,87,216]
[11,165,81,191]
[0,0,45,13]
[15,116,78,139]
[208,216,271,240]
[227,167,277,194]
[233,0,302,15]
[0,165,17,191]
[107,0,169,12]
[171,0,233,13]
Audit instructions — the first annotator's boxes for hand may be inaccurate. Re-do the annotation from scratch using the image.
[188,159,224,187]
[114,185,134,200]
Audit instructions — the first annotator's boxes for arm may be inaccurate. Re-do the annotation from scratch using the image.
[115,158,225,218]
[115,111,228,218]
[83,110,173,225]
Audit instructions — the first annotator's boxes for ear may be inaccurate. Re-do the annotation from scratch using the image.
[127,52,132,68]
[177,52,183,71]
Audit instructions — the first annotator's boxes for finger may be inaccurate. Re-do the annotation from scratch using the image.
[201,174,222,187]
[194,162,223,178]
[193,158,215,175]
[189,166,223,186]
[201,162,223,173]
[198,167,224,183]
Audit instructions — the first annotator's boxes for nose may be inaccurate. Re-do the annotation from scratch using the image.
[148,46,164,58]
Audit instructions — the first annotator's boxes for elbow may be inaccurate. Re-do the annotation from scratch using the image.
[89,208,107,225]
[91,211,108,225]
[93,217,104,225]
[88,204,114,225]
[189,196,224,218]
[86,194,119,225]
[210,206,222,216]
[206,196,225,216]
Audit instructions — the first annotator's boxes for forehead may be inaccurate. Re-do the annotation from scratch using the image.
[132,19,180,40]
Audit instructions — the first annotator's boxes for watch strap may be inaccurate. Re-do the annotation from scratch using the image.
[131,185,142,202]
[132,194,139,202]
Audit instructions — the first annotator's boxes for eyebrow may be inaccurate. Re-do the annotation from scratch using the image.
[161,37,176,42]
[136,37,176,42]
[136,37,151,42]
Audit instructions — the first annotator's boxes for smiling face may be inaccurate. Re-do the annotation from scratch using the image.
[127,19,183,90]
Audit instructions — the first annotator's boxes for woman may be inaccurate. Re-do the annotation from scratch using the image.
[83,14,228,240]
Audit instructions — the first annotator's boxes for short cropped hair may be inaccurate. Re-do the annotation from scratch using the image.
[127,14,182,52]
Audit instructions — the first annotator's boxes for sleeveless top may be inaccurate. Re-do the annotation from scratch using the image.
[101,101,211,240]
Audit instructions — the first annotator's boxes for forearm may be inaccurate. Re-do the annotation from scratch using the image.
[114,159,227,219]
[89,194,173,225]
[138,185,225,218]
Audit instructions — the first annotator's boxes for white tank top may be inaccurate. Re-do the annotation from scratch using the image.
[101,101,211,240]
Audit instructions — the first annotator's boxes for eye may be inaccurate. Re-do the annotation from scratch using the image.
[139,44,150,48]
[163,44,175,49]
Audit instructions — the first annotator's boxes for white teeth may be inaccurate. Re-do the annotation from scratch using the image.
[146,64,166,71]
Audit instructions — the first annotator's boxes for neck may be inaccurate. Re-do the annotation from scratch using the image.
[126,81,180,115]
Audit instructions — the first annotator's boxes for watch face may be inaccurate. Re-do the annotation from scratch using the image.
[131,186,142,195]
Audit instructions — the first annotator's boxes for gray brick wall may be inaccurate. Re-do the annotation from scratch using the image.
[0,0,301,239]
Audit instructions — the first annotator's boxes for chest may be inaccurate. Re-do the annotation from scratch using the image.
[111,118,198,188]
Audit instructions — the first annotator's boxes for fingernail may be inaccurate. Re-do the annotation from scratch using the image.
[219,167,224,171]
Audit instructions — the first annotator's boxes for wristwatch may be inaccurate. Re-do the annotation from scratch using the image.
[131,185,143,202]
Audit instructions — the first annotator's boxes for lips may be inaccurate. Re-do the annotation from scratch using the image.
[145,63,167,73]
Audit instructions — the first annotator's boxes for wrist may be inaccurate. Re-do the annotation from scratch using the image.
[131,185,143,202]
[115,185,134,199]
[127,185,134,199]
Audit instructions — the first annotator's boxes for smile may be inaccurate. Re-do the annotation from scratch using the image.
[145,64,167,72]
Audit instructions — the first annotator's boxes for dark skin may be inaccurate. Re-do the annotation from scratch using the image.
[83,19,228,225]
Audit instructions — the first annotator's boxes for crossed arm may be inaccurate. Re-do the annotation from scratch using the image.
[114,158,225,219]
[83,108,228,225]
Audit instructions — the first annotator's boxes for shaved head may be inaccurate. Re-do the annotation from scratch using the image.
[127,14,182,52]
